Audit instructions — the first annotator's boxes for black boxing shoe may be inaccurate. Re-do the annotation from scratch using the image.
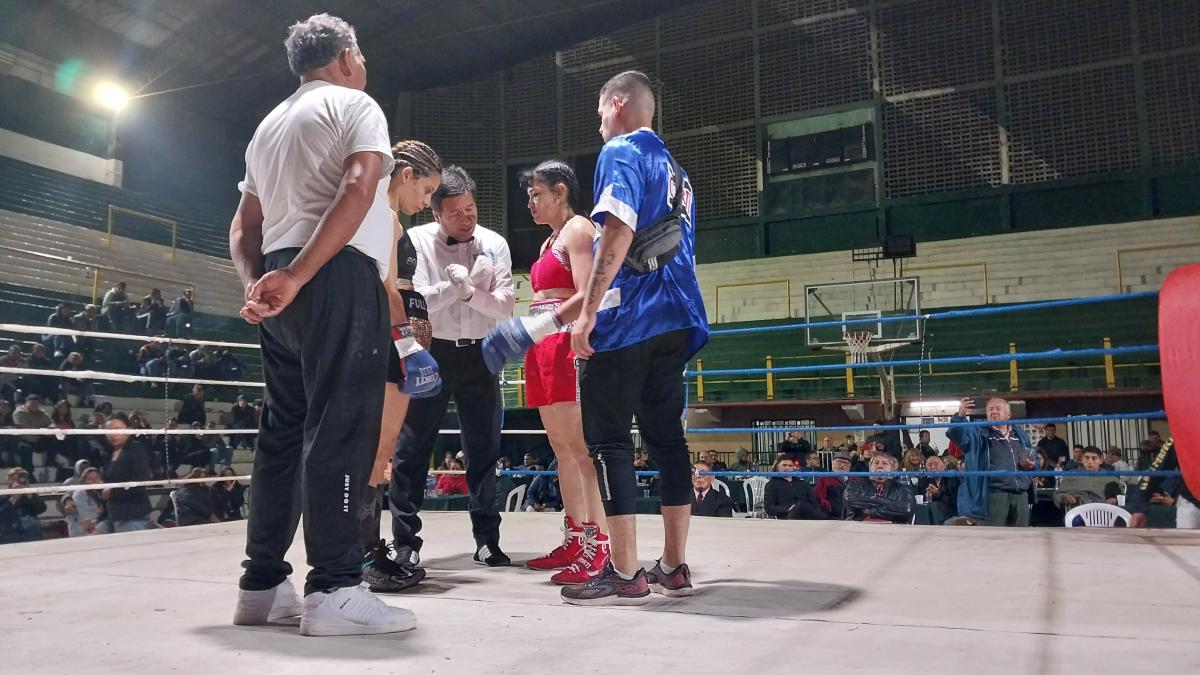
[364,540,425,593]
[473,542,511,567]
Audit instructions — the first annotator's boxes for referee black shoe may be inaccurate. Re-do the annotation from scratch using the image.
[473,543,511,567]
[363,540,425,593]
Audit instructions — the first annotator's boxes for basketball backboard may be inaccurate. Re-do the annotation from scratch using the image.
[805,277,922,349]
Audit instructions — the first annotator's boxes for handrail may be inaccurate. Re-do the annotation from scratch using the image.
[1114,242,1200,293]
[713,278,791,323]
[0,243,194,304]
[108,204,178,259]
[906,261,988,305]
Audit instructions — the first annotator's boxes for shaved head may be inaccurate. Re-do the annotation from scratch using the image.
[599,70,655,118]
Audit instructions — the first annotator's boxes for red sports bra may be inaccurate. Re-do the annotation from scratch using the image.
[530,238,575,293]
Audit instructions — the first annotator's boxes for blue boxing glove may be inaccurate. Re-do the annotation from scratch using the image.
[481,312,562,373]
[393,323,441,396]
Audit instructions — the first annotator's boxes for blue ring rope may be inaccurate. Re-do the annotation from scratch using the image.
[709,290,1159,337]
[684,410,1164,434]
[687,344,1158,377]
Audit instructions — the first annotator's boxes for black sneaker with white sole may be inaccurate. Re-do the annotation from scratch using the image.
[473,543,511,567]
[363,540,426,593]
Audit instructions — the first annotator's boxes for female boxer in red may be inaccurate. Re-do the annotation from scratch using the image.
[521,160,611,584]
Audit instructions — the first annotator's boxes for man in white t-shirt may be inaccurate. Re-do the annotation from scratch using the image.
[227,13,414,637]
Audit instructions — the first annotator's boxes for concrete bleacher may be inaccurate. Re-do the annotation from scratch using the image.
[0,155,230,258]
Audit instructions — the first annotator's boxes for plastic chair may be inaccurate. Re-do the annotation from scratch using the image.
[712,478,730,496]
[1064,502,1132,527]
[505,484,527,512]
[743,476,769,518]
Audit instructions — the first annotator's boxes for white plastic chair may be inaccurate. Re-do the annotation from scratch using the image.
[743,476,769,518]
[504,484,527,512]
[712,478,730,496]
[1064,503,1132,527]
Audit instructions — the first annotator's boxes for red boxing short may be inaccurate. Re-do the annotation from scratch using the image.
[525,331,578,407]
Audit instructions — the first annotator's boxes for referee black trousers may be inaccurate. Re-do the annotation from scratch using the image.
[240,247,389,596]
[390,339,502,552]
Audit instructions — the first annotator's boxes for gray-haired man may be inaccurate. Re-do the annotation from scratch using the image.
[228,13,414,636]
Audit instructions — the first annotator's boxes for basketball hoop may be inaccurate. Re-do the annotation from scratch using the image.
[844,331,874,364]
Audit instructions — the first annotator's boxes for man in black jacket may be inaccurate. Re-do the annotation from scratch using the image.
[776,431,811,458]
[690,461,733,517]
[845,453,914,523]
[764,456,826,520]
[178,384,207,426]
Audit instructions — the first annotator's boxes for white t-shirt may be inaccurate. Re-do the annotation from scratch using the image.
[239,80,395,279]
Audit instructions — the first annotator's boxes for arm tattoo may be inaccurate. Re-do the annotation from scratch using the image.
[585,251,617,308]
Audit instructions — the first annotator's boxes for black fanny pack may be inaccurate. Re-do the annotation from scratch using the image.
[624,156,686,275]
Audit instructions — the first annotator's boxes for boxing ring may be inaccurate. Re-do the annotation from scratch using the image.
[1,268,1198,672]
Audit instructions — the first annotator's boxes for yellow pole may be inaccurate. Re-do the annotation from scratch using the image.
[1009,342,1019,392]
[765,355,774,400]
[517,366,525,408]
[845,352,855,397]
[91,267,100,304]
[1103,337,1115,389]
[695,359,704,402]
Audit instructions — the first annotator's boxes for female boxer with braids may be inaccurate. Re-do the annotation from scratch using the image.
[361,140,443,592]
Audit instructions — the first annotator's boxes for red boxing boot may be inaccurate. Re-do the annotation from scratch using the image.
[551,522,611,585]
[527,516,584,570]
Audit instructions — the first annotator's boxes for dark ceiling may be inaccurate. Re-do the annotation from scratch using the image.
[0,0,694,129]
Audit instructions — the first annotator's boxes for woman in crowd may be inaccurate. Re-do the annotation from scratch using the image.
[213,466,245,521]
[66,466,110,537]
[50,399,78,471]
[101,413,154,532]
[516,160,610,585]
[435,459,469,496]
[174,467,221,526]
[916,455,958,523]
[360,139,443,593]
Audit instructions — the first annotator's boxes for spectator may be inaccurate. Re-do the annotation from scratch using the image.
[815,452,852,519]
[174,468,221,526]
[947,396,1037,527]
[137,339,167,377]
[0,468,45,542]
[943,455,962,471]
[102,414,153,532]
[729,448,755,473]
[24,343,57,401]
[1,344,24,401]
[690,461,733,517]
[213,467,246,521]
[851,441,877,472]
[171,423,214,475]
[215,348,247,381]
[914,430,938,458]
[101,281,134,333]
[0,399,19,469]
[763,455,826,520]
[441,451,459,471]
[1054,446,1122,510]
[801,451,823,474]
[900,448,925,488]
[49,399,78,469]
[777,431,811,457]
[493,460,518,512]
[58,352,94,407]
[204,422,232,473]
[870,418,904,459]
[45,303,75,357]
[436,459,470,496]
[818,436,837,453]
[704,449,728,473]
[1147,430,1164,451]
[522,462,562,512]
[1106,447,1136,485]
[1128,443,1197,529]
[178,384,207,427]
[75,411,107,469]
[14,394,55,472]
[166,288,195,338]
[66,467,110,537]
[227,394,257,450]
[71,305,98,358]
[189,345,214,379]
[845,453,915,524]
[1036,423,1069,466]
[1064,444,1085,471]
[137,289,168,335]
[840,434,858,453]
[632,450,657,493]
[917,455,959,523]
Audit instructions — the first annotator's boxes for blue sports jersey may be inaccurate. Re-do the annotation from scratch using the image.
[589,128,709,357]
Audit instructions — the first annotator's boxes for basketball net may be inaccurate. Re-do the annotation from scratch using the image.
[844,331,874,365]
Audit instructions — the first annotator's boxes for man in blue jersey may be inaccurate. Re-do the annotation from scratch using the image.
[560,71,709,606]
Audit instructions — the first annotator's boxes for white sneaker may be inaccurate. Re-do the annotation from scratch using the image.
[300,583,417,637]
[233,578,304,625]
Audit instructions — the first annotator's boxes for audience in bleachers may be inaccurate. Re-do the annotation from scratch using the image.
[101,281,135,334]
[226,394,256,451]
[1,468,45,543]
[814,452,852,519]
[138,288,168,335]
[1053,446,1122,509]
[102,414,153,532]
[45,303,74,357]
[436,459,470,497]
[178,384,206,426]
[764,455,825,520]
[690,461,733,517]
[917,455,959,523]
[166,288,195,338]
[845,453,915,524]
[71,304,98,358]
[65,466,109,537]
[213,467,245,521]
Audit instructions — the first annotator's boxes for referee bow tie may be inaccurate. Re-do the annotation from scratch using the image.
[446,235,474,246]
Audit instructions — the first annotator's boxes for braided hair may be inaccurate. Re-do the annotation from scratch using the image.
[391,139,442,178]
[519,159,580,213]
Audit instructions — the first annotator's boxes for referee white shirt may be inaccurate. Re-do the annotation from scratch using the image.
[238,80,395,279]
[408,223,514,341]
